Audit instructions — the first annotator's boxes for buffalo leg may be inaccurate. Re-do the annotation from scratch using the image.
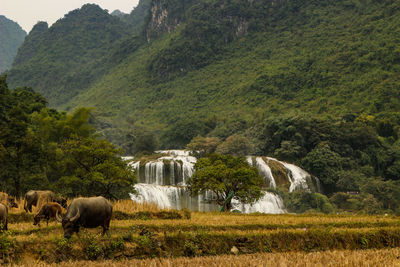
[102,219,110,236]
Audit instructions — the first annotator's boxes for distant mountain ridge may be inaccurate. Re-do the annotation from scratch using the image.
[0,15,26,73]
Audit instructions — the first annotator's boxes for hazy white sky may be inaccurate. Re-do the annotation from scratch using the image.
[0,0,139,33]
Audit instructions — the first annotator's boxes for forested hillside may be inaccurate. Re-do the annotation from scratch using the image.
[7,0,399,148]
[0,15,26,73]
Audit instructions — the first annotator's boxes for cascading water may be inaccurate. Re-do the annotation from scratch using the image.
[130,183,218,212]
[127,150,319,213]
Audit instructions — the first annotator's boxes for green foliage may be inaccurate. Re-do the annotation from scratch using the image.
[0,77,136,198]
[279,190,335,214]
[0,231,17,264]
[55,136,135,199]
[301,143,343,192]
[330,192,383,214]
[188,154,264,211]
[215,134,254,156]
[130,128,159,155]
[186,135,221,157]
[81,233,102,260]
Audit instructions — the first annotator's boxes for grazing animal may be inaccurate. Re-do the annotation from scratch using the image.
[0,203,8,231]
[56,196,112,239]
[33,202,63,227]
[0,192,18,209]
[24,190,67,212]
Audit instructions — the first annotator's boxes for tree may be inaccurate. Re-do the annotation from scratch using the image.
[0,76,48,196]
[56,136,136,199]
[185,135,221,157]
[187,154,264,211]
[131,128,159,155]
[301,142,343,193]
[215,134,254,156]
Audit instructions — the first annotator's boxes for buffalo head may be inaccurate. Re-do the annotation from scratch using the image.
[33,215,43,226]
[8,197,18,208]
[57,209,80,239]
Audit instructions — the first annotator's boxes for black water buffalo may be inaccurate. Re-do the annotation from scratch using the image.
[0,192,18,209]
[56,196,112,239]
[24,190,67,212]
[33,202,63,227]
[0,203,8,231]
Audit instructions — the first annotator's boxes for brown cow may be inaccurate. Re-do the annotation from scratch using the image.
[0,192,18,209]
[24,190,67,213]
[33,202,63,227]
[0,203,8,231]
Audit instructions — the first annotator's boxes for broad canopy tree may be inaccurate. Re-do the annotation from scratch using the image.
[187,154,265,211]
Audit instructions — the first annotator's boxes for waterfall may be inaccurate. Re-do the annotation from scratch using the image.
[278,161,311,192]
[232,192,285,214]
[126,150,318,214]
[130,183,218,212]
[254,157,276,188]
[130,183,285,213]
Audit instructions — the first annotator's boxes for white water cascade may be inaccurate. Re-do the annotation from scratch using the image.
[127,150,320,214]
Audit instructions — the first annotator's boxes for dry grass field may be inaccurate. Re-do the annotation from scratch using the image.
[2,198,400,266]
[17,248,400,267]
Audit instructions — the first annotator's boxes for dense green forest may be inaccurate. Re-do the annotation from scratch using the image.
[0,15,26,73]
[0,75,135,198]
[4,0,400,212]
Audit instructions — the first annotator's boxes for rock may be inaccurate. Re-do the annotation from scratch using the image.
[231,246,239,255]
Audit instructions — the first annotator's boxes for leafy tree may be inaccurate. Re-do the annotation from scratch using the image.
[301,143,343,193]
[187,154,264,211]
[280,190,335,214]
[0,76,48,196]
[215,134,254,156]
[274,140,304,162]
[56,136,136,199]
[131,128,159,155]
[186,135,221,157]
[335,170,365,192]
[361,178,400,211]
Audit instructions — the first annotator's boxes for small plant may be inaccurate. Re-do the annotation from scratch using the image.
[103,237,125,259]
[53,237,74,262]
[81,233,102,260]
[183,240,199,257]
[182,208,191,220]
[0,231,17,263]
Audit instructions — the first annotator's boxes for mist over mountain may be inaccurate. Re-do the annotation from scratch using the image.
[0,15,26,73]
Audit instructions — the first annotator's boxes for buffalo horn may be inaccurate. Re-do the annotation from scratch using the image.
[70,208,80,222]
[56,210,63,222]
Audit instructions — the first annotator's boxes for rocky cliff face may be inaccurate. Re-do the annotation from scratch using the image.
[145,0,198,41]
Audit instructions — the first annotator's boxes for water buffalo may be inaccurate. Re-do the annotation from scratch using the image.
[33,202,63,227]
[56,196,112,239]
[0,203,8,231]
[24,190,67,212]
[0,192,18,209]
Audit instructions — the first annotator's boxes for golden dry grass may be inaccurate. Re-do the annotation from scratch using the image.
[112,199,161,213]
[19,248,400,267]
[10,198,161,214]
